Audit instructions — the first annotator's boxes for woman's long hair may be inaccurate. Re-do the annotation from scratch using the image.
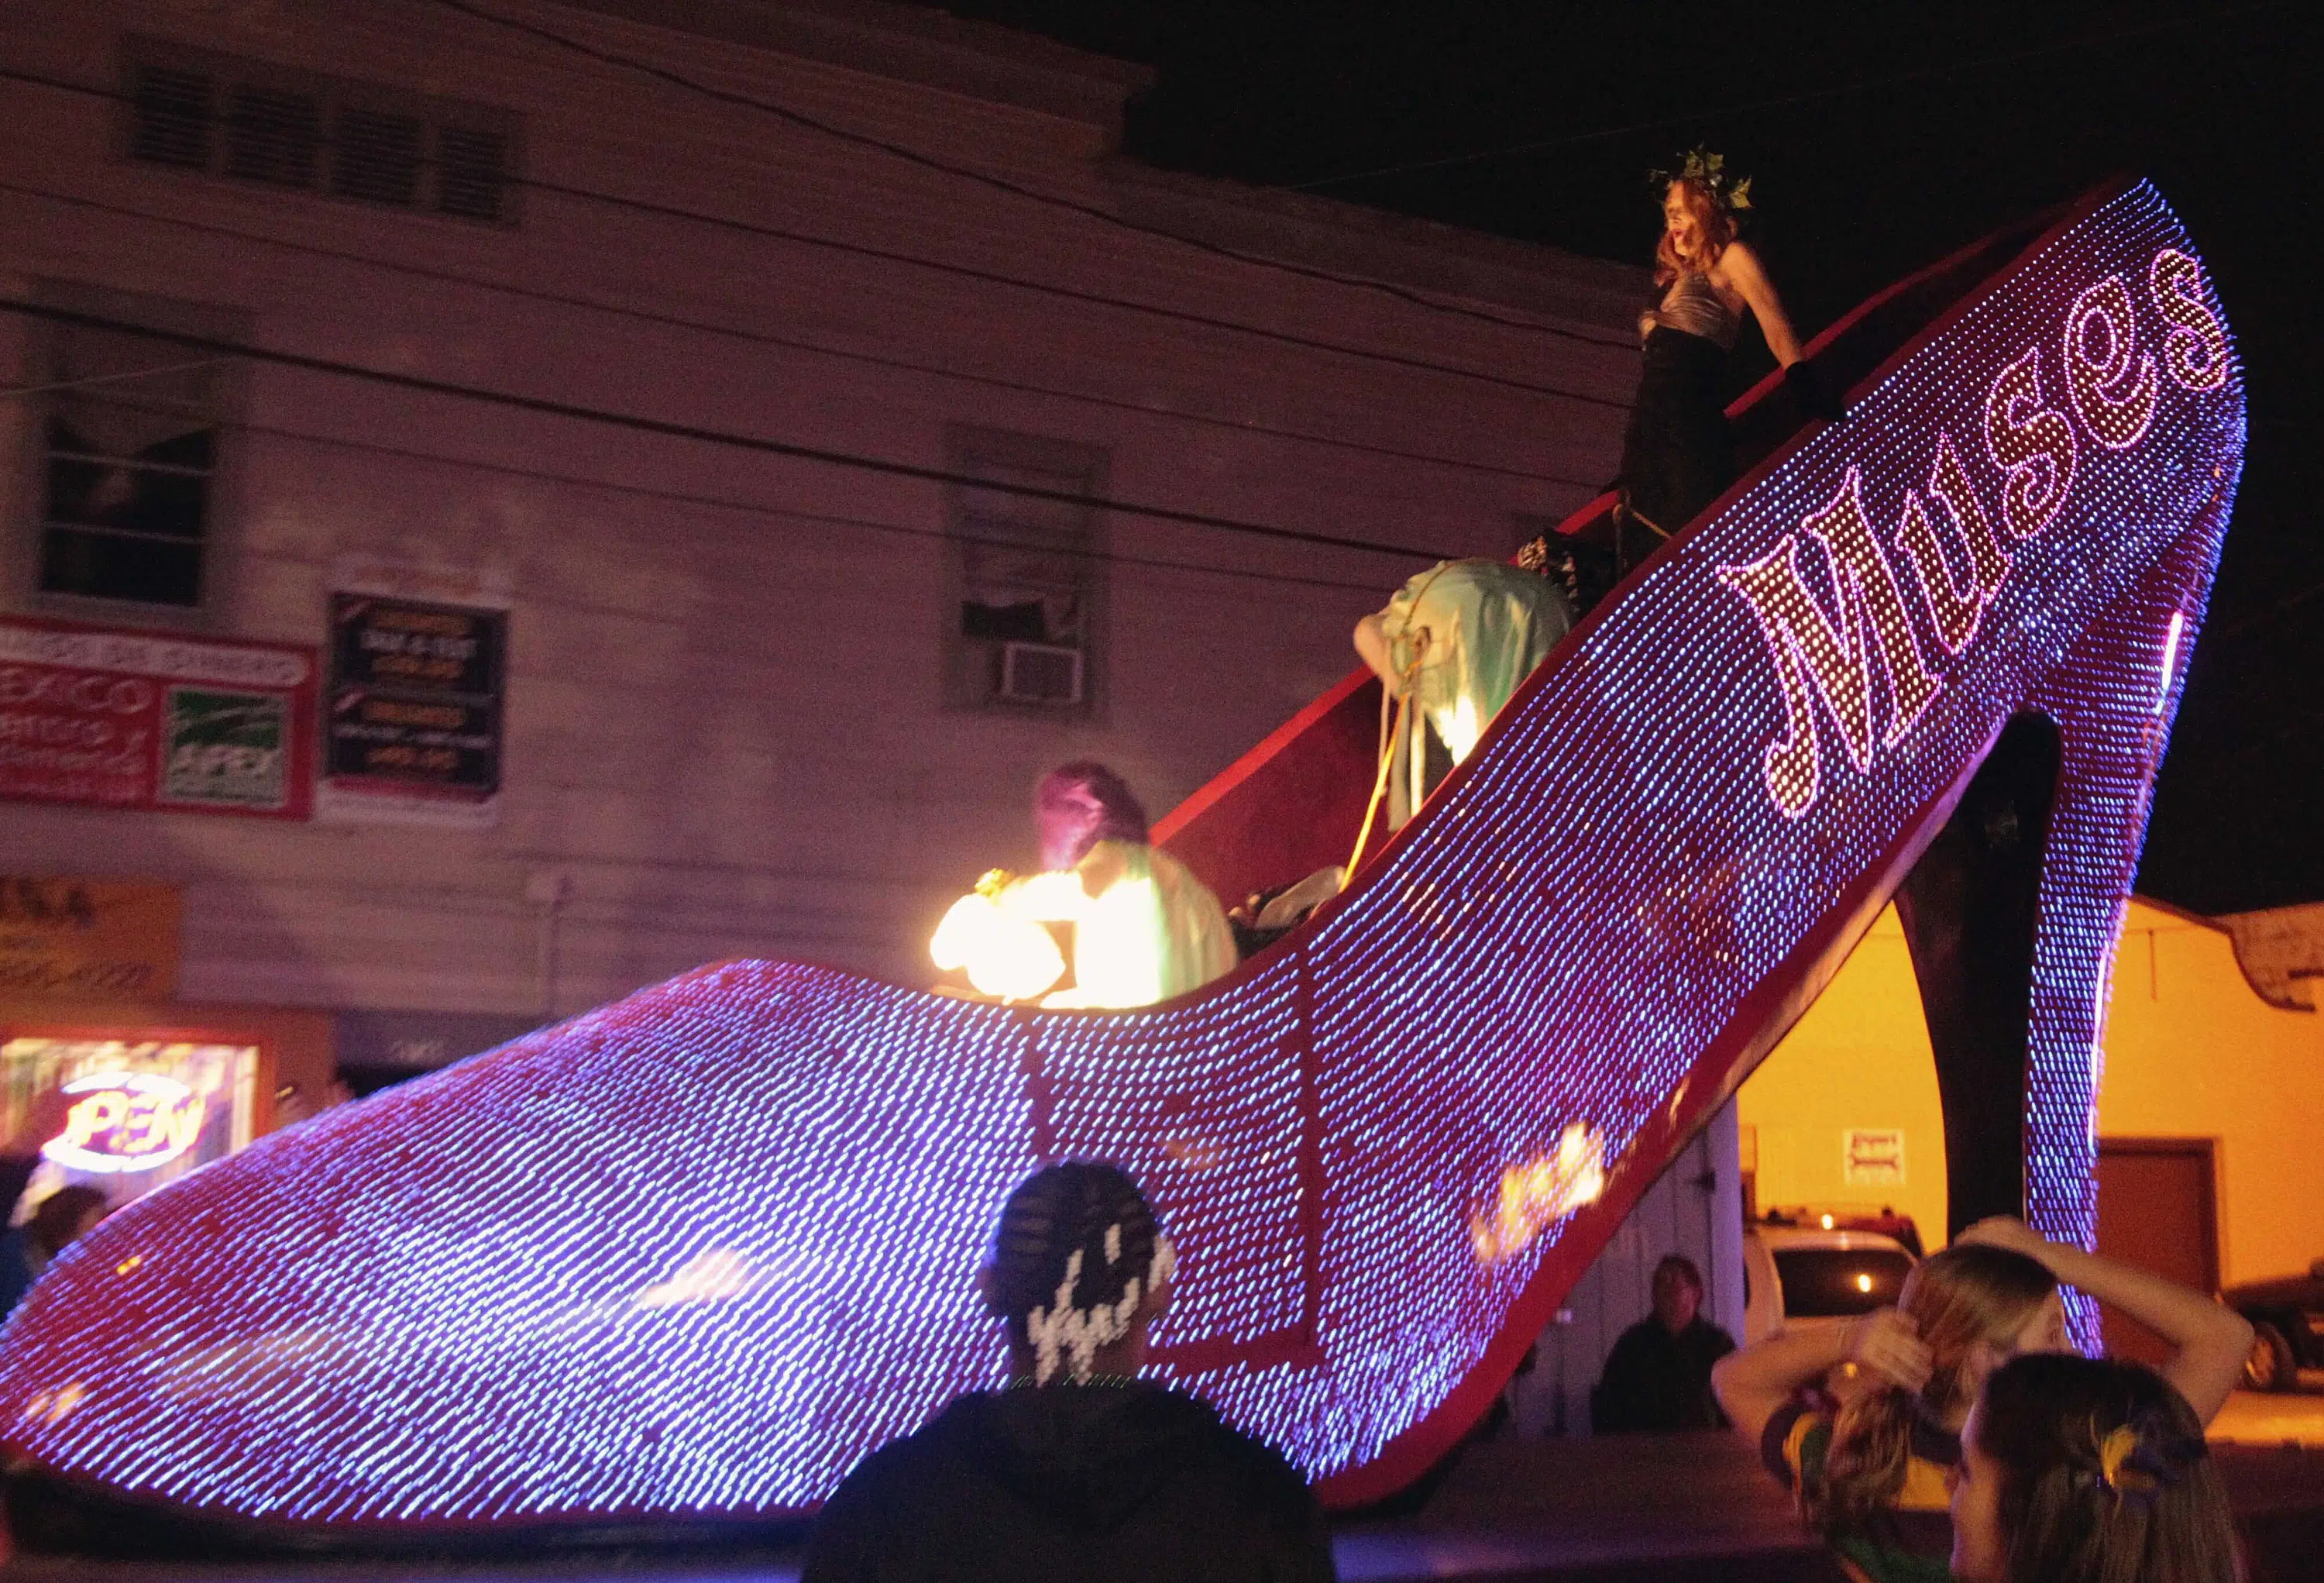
[1975,1354,2238,1583]
[1653,177,1737,285]
[1811,1244,2058,1535]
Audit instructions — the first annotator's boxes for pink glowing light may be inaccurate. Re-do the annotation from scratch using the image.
[2155,611,2187,714]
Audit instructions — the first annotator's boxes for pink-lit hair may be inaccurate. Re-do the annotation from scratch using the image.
[1654,178,1738,286]
[1036,761,1150,866]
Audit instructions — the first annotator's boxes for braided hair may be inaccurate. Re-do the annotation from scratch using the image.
[1973,1354,2237,1583]
[986,1161,1174,1385]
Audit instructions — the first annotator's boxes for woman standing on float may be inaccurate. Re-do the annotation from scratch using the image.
[1617,150,1830,567]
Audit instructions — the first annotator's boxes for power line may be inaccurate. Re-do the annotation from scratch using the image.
[423,0,1632,349]
[5,355,232,399]
[0,398,1410,597]
[1,297,1472,565]
[0,64,1630,408]
[0,174,1596,490]
[271,425,1408,597]
[1282,1,2289,191]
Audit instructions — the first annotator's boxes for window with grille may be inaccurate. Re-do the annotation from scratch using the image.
[946,429,1108,716]
[120,43,517,225]
[33,301,236,612]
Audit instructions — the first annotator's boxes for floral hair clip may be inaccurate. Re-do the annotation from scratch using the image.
[1648,146,1753,215]
[2095,1421,2161,1499]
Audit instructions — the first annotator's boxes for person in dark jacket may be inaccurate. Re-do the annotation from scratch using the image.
[801,1161,1335,1583]
[0,1084,108,1320]
[1591,1254,1736,1433]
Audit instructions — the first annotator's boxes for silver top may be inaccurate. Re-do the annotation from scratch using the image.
[1648,271,1741,350]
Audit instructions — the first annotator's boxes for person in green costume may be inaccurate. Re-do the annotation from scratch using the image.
[933,762,1237,1010]
[1353,550,1572,828]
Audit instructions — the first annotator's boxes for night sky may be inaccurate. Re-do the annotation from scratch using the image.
[923,0,2319,915]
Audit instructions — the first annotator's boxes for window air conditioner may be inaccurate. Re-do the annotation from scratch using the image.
[999,641,1083,705]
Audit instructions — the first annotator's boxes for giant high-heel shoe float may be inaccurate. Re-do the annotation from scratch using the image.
[0,179,2243,1548]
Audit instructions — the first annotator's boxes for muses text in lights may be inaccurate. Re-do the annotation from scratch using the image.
[1719,248,2232,818]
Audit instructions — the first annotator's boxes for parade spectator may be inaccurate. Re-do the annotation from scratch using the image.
[1713,1219,2252,1583]
[1950,1354,2239,1583]
[1591,1254,1735,1433]
[802,1161,1334,1583]
[0,1085,107,1319]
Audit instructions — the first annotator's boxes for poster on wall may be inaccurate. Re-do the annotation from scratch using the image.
[1844,1127,1906,1186]
[0,615,317,819]
[321,563,508,826]
[0,877,181,1002]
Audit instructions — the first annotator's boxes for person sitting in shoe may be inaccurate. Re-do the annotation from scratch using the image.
[801,1161,1334,1582]
[932,762,1237,1010]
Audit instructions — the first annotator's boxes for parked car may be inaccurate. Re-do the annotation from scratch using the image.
[1759,1203,1926,1257]
[2224,1258,2324,1392]
[1743,1220,1919,1345]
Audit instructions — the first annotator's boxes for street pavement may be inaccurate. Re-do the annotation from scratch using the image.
[2210,1376,2324,1447]
[5,1392,2321,1581]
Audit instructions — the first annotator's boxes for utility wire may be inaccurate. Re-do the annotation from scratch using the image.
[0,174,1596,490]
[0,383,1407,597]
[0,297,1471,565]
[0,64,1630,407]
[424,0,1631,348]
[5,356,233,399]
[1283,1,2290,191]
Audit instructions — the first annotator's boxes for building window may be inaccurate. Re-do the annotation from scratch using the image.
[29,291,240,614]
[945,428,1107,716]
[121,43,518,225]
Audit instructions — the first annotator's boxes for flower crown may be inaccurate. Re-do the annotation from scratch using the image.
[1649,146,1752,216]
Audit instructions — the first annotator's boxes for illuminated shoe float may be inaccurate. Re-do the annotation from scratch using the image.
[0,180,2243,1546]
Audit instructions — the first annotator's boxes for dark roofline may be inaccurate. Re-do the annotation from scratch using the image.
[549,0,1644,322]
[1107,161,1648,333]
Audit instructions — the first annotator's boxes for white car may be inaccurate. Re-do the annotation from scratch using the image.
[1742,1223,1919,1344]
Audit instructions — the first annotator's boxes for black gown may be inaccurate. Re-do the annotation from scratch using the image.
[1615,272,1740,566]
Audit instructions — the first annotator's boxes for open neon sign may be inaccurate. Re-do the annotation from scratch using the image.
[41,1072,208,1175]
[1719,247,2232,817]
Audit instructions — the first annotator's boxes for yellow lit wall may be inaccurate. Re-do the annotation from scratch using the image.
[1737,908,1949,1250]
[2097,902,2323,1285]
[1738,900,2324,1284]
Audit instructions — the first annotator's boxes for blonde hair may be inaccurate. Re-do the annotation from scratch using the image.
[1654,178,1737,286]
[1811,1243,2058,1535]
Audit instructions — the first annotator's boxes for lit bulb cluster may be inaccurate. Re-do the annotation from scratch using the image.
[0,183,2240,1534]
